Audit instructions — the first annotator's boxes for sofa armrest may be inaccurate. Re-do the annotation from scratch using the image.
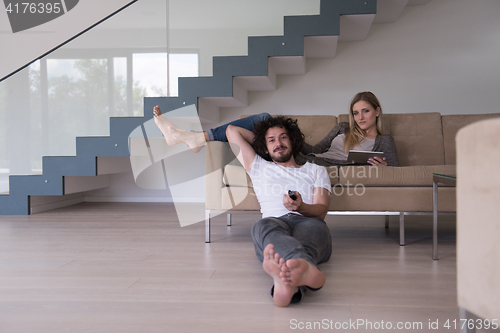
[457,118,500,321]
[205,141,239,210]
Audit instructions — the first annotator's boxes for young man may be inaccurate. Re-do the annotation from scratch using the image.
[226,116,332,307]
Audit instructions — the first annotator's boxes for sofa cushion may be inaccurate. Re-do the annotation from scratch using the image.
[338,165,456,186]
[338,114,349,124]
[329,186,456,212]
[223,164,253,188]
[325,166,339,185]
[221,187,260,210]
[383,113,445,166]
[442,113,500,165]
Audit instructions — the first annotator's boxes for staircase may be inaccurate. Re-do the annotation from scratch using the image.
[0,0,430,215]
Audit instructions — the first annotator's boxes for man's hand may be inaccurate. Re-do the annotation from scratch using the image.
[283,191,302,212]
[283,188,330,220]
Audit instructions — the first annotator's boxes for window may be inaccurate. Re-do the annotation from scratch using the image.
[0,51,198,193]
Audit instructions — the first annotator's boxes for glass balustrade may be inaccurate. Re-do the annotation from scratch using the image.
[0,0,319,193]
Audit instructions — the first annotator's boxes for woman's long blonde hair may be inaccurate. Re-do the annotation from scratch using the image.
[343,91,384,152]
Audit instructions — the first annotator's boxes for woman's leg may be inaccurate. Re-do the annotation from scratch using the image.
[207,112,271,142]
[175,112,270,152]
[153,106,270,152]
[153,105,208,152]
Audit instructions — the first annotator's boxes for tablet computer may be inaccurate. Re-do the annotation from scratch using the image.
[347,150,385,165]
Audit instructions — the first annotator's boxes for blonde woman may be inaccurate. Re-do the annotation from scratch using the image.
[297,91,399,166]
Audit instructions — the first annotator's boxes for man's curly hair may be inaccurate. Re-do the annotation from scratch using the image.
[252,116,305,161]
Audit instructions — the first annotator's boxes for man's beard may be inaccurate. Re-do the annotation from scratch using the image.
[269,146,293,163]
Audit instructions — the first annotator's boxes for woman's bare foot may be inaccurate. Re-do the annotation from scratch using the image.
[153,105,206,152]
[262,244,297,307]
[153,106,186,131]
[171,128,206,153]
[153,105,193,147]
[280,258,326,290]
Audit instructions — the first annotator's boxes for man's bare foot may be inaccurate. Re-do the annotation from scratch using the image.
[280,258,326,290]
[262,244,298,307]
[171,128,206,153]
[153,105,186,146]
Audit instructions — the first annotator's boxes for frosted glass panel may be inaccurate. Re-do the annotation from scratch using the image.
[0,81,7,193]
[0,0,168,193]
[113,57,128,116]
[132,53,168,114]
[45,58,111,156]
[169,53,199,97]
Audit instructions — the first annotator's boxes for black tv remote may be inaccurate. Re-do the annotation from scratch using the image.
[288,190,297,200]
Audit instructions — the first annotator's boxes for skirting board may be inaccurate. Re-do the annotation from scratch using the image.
[30,195,205,214]
[84,196,205,203]
[30,193,85,214]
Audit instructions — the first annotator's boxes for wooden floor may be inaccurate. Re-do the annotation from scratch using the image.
[0,202,460,333]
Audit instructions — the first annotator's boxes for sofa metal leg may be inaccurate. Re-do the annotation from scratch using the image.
[205,210,211,243]
[227,213,232,226]
[385,215,389,228]
[399,212,405,246]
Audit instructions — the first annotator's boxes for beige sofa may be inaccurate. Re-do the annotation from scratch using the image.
[204,112,499,243]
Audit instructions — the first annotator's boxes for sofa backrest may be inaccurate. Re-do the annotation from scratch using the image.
[384,113,445,166]
[339,112,445,166]
[442,113,500,165]
[239,112,500,168]
[287,115,338,145]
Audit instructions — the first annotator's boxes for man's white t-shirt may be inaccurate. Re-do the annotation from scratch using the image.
[247,154,332,218]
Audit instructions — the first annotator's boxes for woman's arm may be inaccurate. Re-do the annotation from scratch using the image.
[301,122,348,155]
[374,135,399,167]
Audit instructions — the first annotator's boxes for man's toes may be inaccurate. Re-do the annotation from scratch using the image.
[286,259,300,270]
[263,244,275,261]
[280,257,287,268]
[274,253,280,264]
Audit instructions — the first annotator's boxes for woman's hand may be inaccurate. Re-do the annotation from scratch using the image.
[368,156,387,166]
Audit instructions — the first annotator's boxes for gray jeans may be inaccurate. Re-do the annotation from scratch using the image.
[251,213,332,268]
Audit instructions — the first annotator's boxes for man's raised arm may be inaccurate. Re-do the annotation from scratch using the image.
[225,125,257,172]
